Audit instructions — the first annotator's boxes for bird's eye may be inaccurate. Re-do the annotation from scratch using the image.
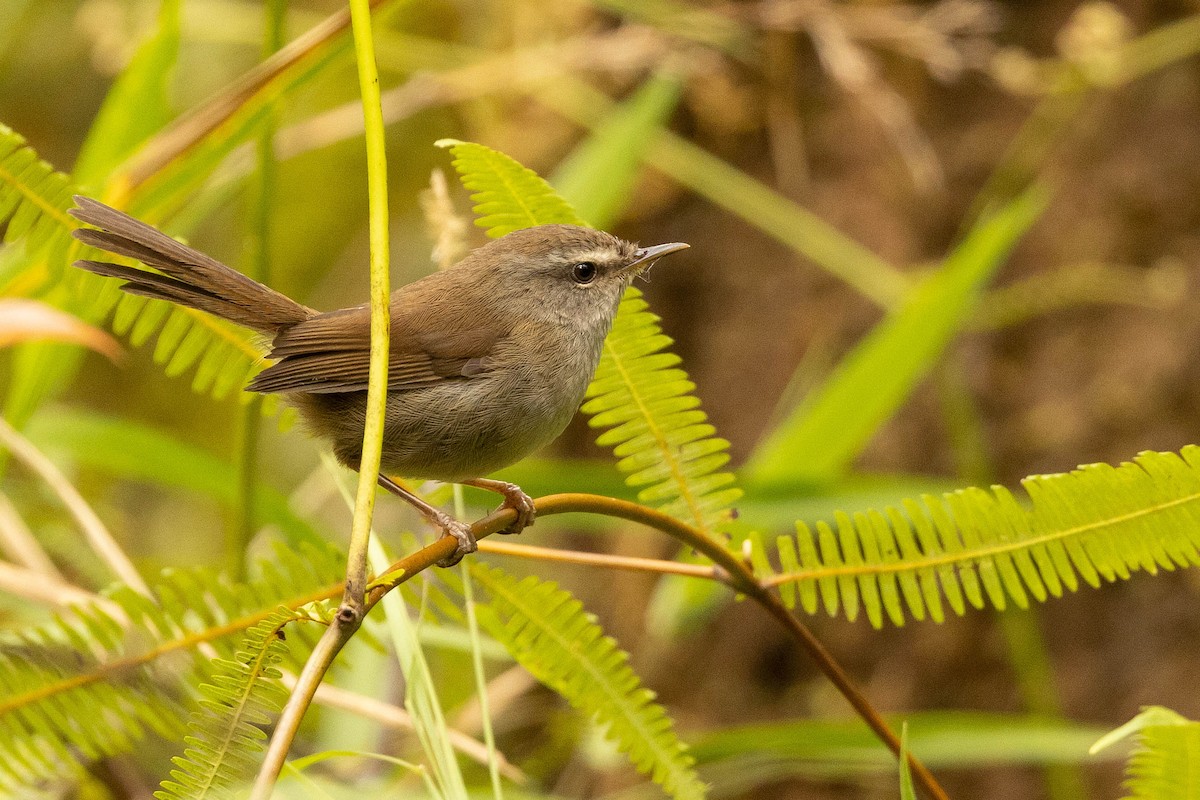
[571,262,597,284]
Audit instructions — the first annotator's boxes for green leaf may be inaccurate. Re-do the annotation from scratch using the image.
[73,0,181,187]
[155,606,317,800]
[1122,723,1200,800]
[1093,707,1200,800]
[899,724,916,800]
[551,70,685,229]
[128,4,372,217]
[0,123,76,280]
[0,125,267,419]
[436,138,582,234]
[0,543,344,795]
[471,563,705,800]
[746,185,1048,486]
[690,711,1113,788]
[755,446,1200,627]
[1092,706,1192,755]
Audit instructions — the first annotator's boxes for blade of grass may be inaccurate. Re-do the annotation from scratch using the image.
[73,0,181,188]
[550,69,685,229]
[744,185,1047,486]
[899,723,916,800]
[539,76,911,308]
[23,407,324,548]
[0,414,148,594]
[371,538,468,799]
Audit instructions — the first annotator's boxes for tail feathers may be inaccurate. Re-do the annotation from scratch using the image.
[70,196,312,334]
[74,259,289,332]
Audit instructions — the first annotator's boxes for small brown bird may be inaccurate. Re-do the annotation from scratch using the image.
[70,197,688,564]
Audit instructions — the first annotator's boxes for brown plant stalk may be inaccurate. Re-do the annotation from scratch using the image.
[252,492,950,800]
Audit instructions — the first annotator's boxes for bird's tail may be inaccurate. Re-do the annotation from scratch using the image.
[70,196,312,334]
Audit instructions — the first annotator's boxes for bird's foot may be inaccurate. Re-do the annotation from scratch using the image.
[461,478,536,535]
[491,481,536,534]
[435,515,478,568]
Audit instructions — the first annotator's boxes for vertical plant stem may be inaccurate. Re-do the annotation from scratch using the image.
[342,0,390,611]
[251,622,353,799]
[462,562,505,800]
[996,609,1087,800]
[231,0,286,577]
[251,1,389,794]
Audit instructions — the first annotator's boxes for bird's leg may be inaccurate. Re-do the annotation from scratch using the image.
[377,475,476,567]
[460,478,536,535]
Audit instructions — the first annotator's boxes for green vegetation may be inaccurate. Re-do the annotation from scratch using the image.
[2,2,1199,799]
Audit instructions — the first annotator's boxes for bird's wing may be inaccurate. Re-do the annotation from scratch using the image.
[247,303,505,394]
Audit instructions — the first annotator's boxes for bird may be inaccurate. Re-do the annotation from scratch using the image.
[69,196,688,564]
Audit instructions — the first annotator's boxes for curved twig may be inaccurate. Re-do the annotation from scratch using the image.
[254,492,949,800]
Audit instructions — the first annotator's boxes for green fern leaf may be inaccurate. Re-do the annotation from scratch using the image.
[0,542,345,794]
[439,139,741,537]
[0,124,265,405]
[155,605,323,800]
[1122,722,1200,800]
[585,294,741,534]
[757,447,1200,627]
[470,563,706,800]
[0,123,76,278]
[1093,707,1200,800]
[436,137,582,234]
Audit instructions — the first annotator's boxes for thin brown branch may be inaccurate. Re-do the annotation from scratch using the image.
[0,560,112,611]
[250,617,351,800]
[477,539,726,580]
[0,490,63,579]
[747,584,950,800]
[366,494,946,800]
[0,416,149,595]
[117,0,391,192]
[292,678,528,783]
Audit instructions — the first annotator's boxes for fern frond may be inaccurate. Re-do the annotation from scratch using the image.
[435,138,582,235]
[0,123,76,275]
[1122,722,1200,800]
[156,605,326,800]
[1095,707,1200,800]
[756,447,1200,627]
[0,542,345,794]
[439,139,740,537]
[585,294,742,534]
[470,563,706,800]
[0,124,265,403]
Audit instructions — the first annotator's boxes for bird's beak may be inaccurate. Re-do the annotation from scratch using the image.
[621,241,689,275]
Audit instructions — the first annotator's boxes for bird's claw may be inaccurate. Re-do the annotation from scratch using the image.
[435,518,478,568]
[494,482,536,535]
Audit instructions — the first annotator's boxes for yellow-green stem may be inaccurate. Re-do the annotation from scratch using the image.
[343,0,390,610]
[250,2,388,795]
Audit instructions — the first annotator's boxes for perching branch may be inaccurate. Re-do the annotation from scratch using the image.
[251,492,950,800]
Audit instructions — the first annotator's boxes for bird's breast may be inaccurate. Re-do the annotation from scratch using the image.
[368,321,607,482]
